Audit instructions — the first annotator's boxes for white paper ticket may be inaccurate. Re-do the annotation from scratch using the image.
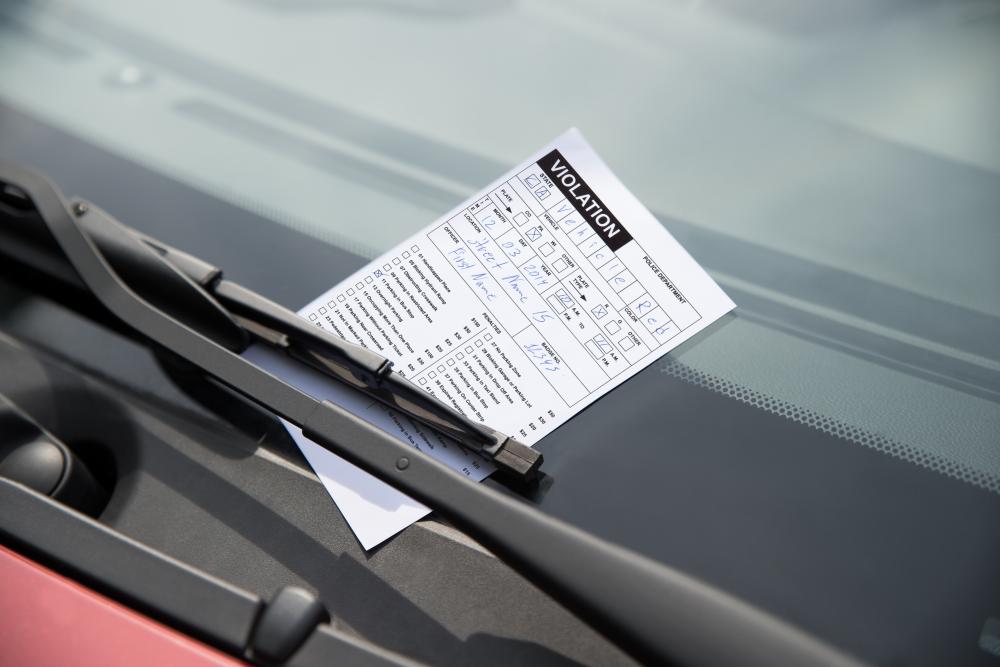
[250,128,734,549]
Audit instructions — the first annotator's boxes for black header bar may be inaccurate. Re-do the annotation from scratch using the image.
[539,149,633,252]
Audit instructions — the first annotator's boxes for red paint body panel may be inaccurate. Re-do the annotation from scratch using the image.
[0,544,246,667]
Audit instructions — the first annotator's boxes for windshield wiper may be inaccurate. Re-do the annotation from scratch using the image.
[0,163,862,667]
[0,178,540,480]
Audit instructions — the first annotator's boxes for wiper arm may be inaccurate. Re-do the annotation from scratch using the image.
[0,163,863,667]
[0,182,248,351]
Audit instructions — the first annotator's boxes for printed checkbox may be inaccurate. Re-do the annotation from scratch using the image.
[383,264,391,272]
[347,288,355,296]
[428,371,436,379]
[457,353,464,360]
[619,337,635,351]
[447,359,455,366]
[552,258,568,273]
[475,340,483,347]
[534,186,550,200]
[465,346,474,354]
[411,245,419,253]
[526,227,542,242]
[605,321,621,335]
[308,313,318,321]
[355,282,363,290]
[514,212,528,226]
[539,244,555,257]
[392,257,401,265]
[437,365,445,373]
[318,306,327,315]
[402,251,410,259]
[365,276,373,284]
[524,175,540,188]
[590,305,608,319]
[418,377,427,385]
[485,333,492,341]
[327,301,336,308]
[337,294,345,302]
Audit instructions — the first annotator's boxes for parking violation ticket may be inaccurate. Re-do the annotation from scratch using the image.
[251,129,734,549]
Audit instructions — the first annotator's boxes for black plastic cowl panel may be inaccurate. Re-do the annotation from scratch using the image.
[0,478,263,654]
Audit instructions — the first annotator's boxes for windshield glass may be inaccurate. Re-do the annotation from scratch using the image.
[1,0,997,497]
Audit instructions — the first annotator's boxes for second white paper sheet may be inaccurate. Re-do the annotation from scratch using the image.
[252,129,735,549]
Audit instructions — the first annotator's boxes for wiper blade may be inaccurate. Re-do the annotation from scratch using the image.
[211,279,540,478]
[0,163,863,667]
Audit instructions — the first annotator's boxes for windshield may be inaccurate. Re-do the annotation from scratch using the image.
[4,0,996,492]
[2,0,998,546]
